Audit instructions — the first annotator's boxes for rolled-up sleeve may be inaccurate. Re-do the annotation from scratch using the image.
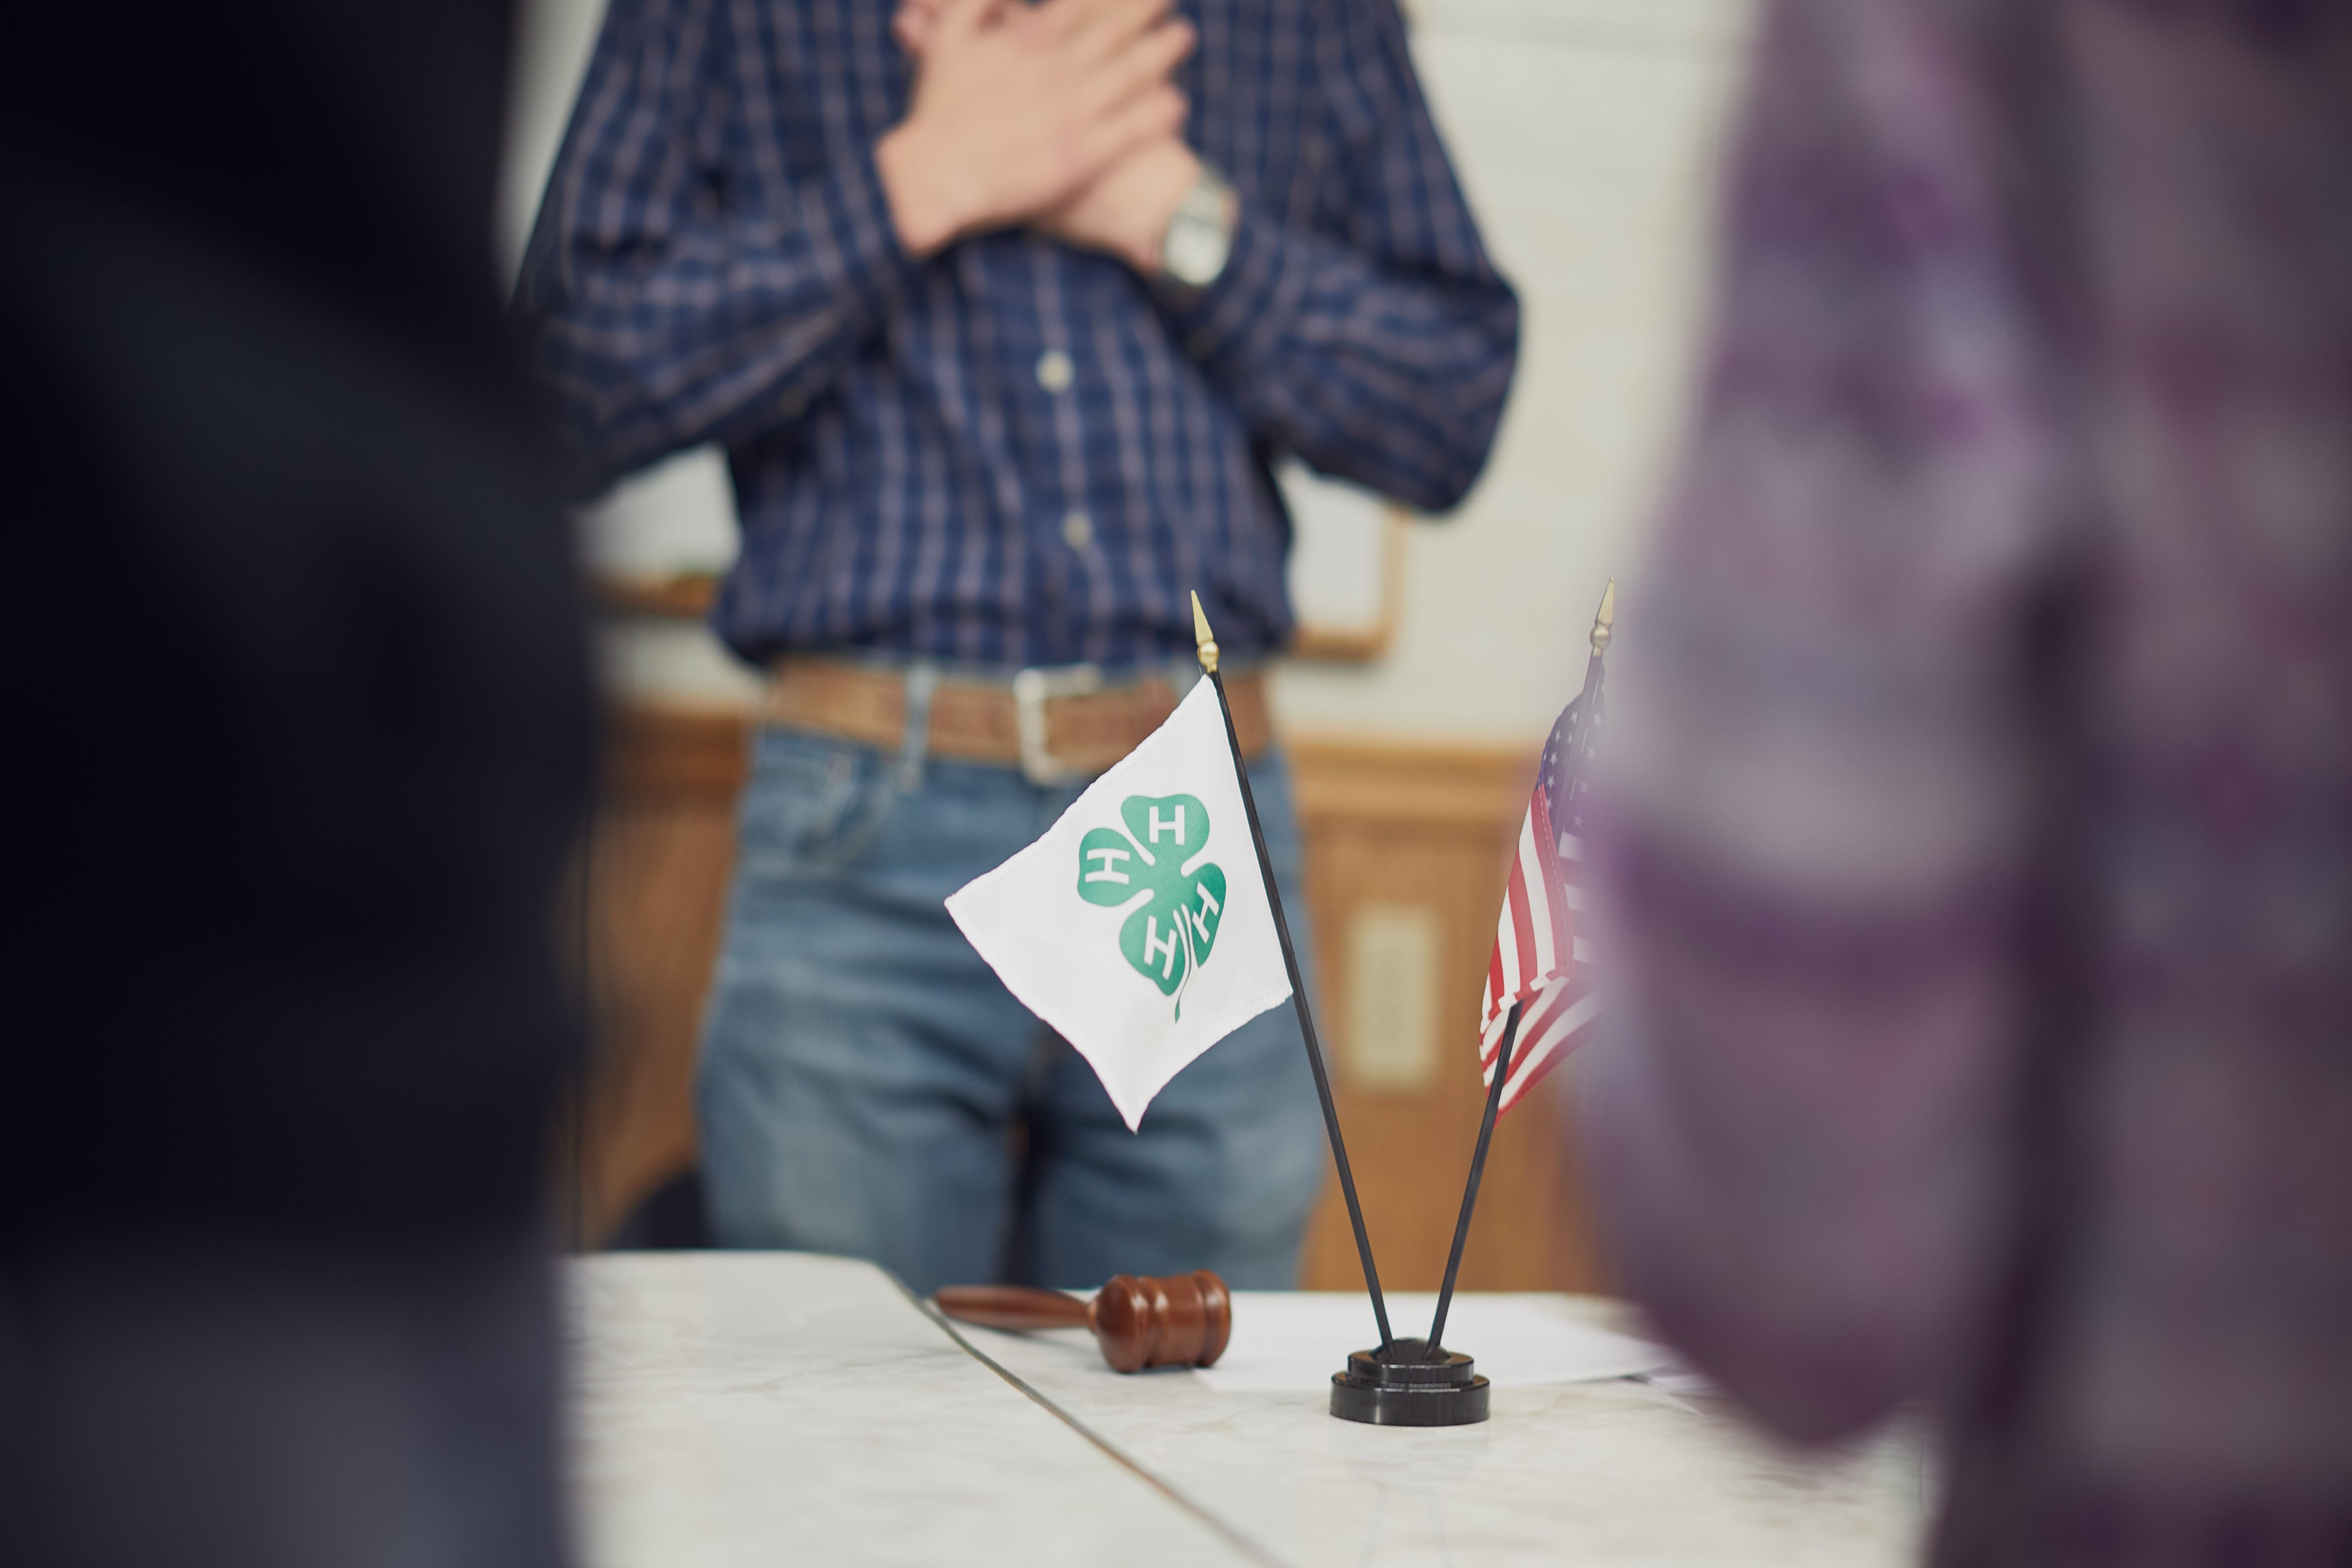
[512,0,920,490]
[1158,0,1519,515]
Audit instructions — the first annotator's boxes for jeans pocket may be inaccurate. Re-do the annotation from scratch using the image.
[735,726,901,881]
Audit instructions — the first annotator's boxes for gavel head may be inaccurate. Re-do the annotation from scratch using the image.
[1088,1270,1232,1373]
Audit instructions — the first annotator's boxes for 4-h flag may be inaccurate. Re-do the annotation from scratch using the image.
[945,679,1292,1131]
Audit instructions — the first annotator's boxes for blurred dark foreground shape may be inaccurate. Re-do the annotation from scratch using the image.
[0,4,591,1566]
[1586,2,2352,1564]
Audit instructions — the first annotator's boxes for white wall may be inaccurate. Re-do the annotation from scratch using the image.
[1282,0,1752,741]
[501,0,1757,739]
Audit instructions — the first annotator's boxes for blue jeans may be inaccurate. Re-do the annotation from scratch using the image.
[694,712,1327,1296]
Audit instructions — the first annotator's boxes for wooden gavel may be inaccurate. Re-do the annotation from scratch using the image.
[935,1270,1232,1373]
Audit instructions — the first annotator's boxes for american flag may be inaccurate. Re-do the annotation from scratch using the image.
[1479,603,1610,1116]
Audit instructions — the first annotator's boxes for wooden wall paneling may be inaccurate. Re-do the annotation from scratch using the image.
[577,705,746,1243]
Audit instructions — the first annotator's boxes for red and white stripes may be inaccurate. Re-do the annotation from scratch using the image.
[1482,966,1600,1116]
[1481,786,1571,1036]
[1477,794,1597,1116]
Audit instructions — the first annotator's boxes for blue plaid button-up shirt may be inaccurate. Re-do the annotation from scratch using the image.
[516,0,1519,669]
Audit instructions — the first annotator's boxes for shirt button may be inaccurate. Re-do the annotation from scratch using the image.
[1036,349,1074,393]
[1061,510,1094,550]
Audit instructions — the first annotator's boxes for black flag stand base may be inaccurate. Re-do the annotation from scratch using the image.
[1327,999,1523,1427]
[1330,1341,1491,1427]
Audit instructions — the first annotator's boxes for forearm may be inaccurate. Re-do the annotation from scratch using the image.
[1158,206,1519,513]
[515,139,918,489]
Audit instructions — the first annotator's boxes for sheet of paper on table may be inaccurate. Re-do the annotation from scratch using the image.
[1193,1290,1676,1393]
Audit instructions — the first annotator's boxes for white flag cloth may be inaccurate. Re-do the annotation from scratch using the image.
[945,680,1293,1130]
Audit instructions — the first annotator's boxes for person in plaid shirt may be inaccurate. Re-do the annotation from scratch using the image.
[1588,2,2352,1561]
[516,0,1517,1291]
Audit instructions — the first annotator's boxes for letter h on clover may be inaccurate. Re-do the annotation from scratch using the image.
[1077,794,1227,1017]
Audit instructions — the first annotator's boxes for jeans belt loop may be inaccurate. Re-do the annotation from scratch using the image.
[897,662,938,790]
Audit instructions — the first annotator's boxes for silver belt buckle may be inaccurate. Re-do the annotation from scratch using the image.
[1009,663,1103,786]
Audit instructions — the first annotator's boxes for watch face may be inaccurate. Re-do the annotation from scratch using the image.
[1166,216,1228,288]
[1162,175,1235,288]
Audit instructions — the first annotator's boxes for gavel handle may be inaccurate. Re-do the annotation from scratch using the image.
[934,1284,1093,1332]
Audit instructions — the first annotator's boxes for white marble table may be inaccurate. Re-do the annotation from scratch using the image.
[568,1253,1929,1568]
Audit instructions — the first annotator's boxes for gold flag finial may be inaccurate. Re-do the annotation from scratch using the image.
[1190,590,1220,674]
[1590,579,1616,655]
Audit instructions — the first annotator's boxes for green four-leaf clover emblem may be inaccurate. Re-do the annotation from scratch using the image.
[1076,794,1227,1018]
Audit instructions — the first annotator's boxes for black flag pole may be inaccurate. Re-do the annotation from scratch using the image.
[1191,592,1394,1354]
[1425,999,1521,1357]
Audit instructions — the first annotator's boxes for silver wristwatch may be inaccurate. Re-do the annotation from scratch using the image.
[1158,165,1238,290]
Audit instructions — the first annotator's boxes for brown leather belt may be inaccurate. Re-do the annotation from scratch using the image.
[766,658,1273,784]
